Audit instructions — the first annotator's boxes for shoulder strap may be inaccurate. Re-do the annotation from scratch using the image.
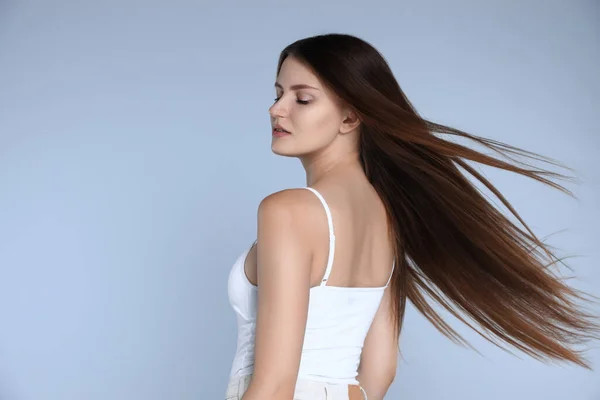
[303,187,336,286]
[385,258,395,287]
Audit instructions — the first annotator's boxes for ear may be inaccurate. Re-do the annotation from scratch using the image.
[339,108,361,134]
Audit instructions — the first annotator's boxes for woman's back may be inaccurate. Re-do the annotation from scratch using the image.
[310,175,395,289]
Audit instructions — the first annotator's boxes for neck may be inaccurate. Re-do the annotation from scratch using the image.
[302,150,362,187]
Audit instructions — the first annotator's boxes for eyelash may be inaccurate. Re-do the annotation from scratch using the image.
[273,97,310,105]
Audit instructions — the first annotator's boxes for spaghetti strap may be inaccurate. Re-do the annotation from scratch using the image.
[385,259,395,287]
[303,187,336,286]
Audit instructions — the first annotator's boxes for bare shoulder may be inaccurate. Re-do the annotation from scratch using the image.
[257,188,324,229]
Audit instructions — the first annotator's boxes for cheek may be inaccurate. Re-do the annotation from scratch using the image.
[293,106,339,137]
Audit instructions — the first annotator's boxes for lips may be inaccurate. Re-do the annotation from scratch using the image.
[273,124,291,133]
[272,128,291,137]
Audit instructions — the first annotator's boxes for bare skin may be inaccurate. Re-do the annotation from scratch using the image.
[240,56,397,400]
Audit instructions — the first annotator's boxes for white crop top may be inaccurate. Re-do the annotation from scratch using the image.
[227,187,394,384]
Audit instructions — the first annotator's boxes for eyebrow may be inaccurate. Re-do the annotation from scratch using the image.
[274,82,320,91]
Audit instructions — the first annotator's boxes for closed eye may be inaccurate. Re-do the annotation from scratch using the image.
[273,97,310,105]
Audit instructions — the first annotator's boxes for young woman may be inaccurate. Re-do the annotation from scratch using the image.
[224,33,599,400]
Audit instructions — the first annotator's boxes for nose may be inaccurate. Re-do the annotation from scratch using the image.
[269,99,287,119]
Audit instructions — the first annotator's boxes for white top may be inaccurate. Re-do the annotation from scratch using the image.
[227,187,394,384]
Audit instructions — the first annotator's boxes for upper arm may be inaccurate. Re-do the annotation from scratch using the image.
[357,285,398,399]
[243,190,315,399]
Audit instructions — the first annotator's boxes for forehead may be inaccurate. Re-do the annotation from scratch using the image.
[276,57,322,89]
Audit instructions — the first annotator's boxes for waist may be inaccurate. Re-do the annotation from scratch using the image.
[225,374,367,399]
[230,346,362,385]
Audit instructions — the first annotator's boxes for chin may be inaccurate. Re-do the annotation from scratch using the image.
[271,142,297,157]
[271,147,297,157]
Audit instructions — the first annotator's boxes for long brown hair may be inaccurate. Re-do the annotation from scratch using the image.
[277,33,599,368]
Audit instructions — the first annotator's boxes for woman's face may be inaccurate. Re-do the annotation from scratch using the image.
[269,56,352,158]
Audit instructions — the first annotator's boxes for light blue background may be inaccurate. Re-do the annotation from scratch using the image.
[0,1,598,399]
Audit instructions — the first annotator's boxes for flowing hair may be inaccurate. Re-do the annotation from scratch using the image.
[277,33,599,368]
